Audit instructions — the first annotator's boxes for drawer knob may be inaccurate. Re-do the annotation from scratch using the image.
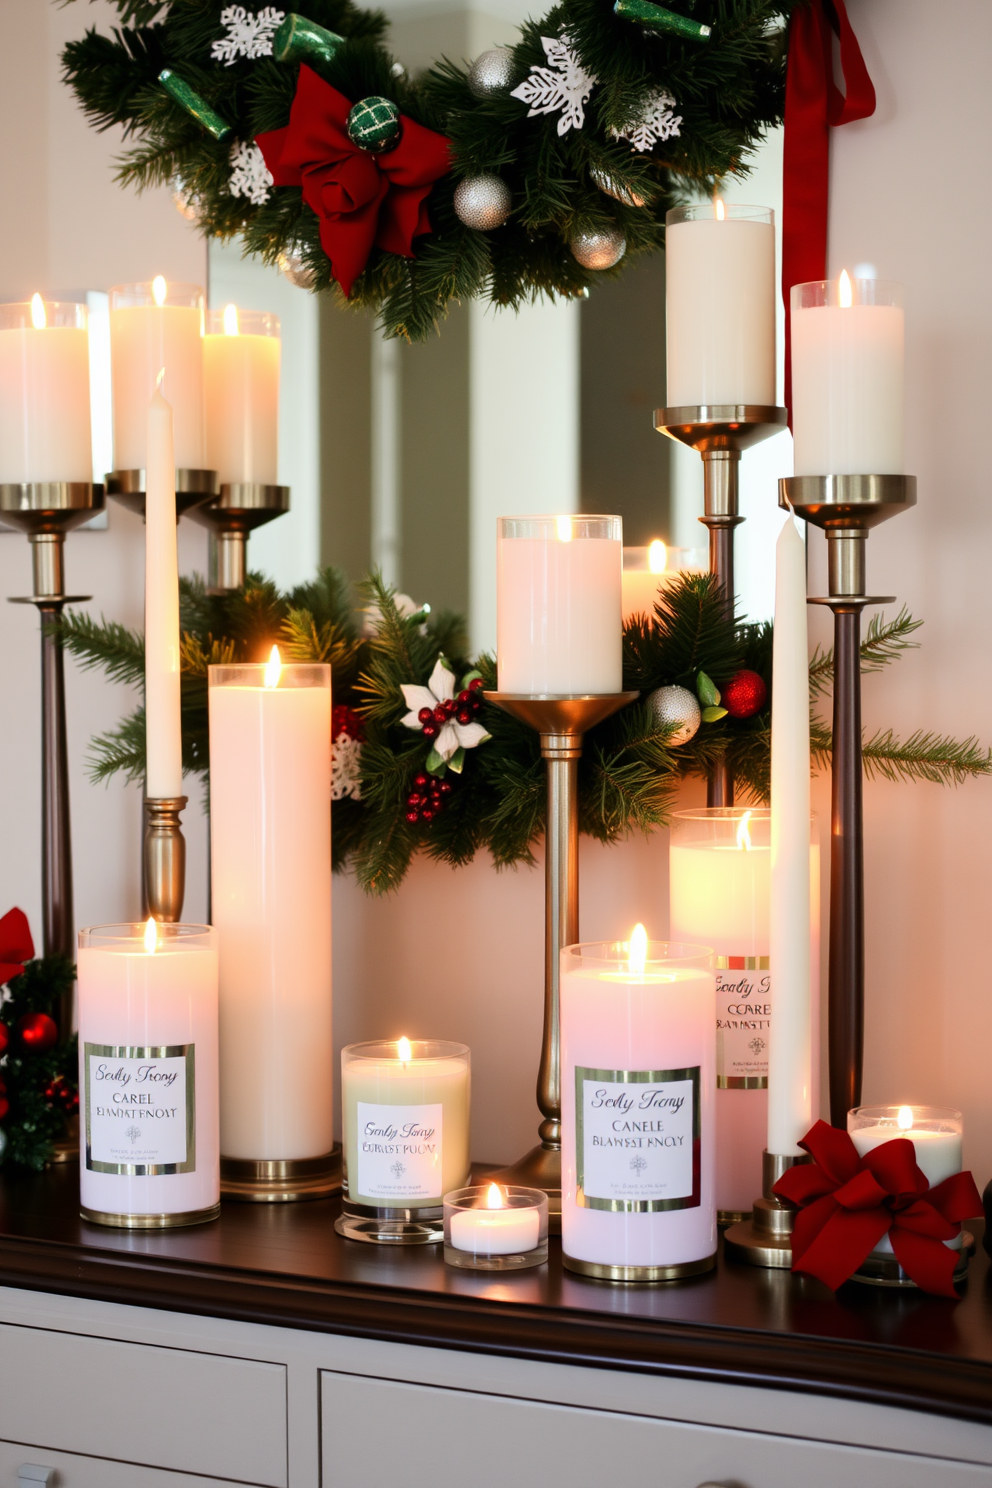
[18,1468,56,1487]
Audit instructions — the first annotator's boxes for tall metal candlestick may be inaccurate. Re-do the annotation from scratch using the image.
[189,483,290,591]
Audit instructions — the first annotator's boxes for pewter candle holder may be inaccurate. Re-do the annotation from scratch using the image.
[189,482,291,591]
[105,467,218,522]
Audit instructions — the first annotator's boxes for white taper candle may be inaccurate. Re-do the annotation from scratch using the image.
[145,384,184,799]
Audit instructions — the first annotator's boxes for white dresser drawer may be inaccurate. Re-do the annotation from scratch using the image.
[0,1438,253,1488]
[0,1323,287,1487]
[321,1369,992,1487]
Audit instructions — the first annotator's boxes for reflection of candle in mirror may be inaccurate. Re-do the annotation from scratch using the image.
[203,304,280,485]
[621,540,707,622]
[0,296,92,483]
[848,1104,964,1255]
[449,1183,541,1255]
[109,277,205,471]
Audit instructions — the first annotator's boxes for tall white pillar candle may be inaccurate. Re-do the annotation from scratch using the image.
[209,657,333,1160]
[0,297,92,482]
[791,275,904,475]
[497,514,622,694]
[621,540,704,623]
[665,203,776,408]
[145,385,183,799]
[849,1105,963,1256]
[109,279,205,472]
[203,305,280,485]
[77,921,219,1226]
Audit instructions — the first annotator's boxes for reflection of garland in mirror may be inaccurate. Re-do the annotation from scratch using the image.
[62,0,792,339]
[57,572,991,896]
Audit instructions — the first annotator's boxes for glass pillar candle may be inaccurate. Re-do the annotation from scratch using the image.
[496,514,622,695]
[444,1184,548,1270]
[560,933,716,1282]
[203,306,280,486]
[109,279,205,472]
[791,275,904,476]
[338,1039,471,1245]
[849,1105,964,1258]
[621,541,705,623]
[77,922,219,1228]
[0,298,92,482]
[665,203,776,407]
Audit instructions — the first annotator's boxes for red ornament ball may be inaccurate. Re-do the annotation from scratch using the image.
[0,1022,8,1055]
[0,1096,7,1122]
[722,669,768,719]
[18,1011,58,1053]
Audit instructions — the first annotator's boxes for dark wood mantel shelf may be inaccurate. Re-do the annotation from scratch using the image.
[1,1166,991,1426]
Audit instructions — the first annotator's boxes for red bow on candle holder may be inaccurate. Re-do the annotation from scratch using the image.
[256,66,451,297]
[0,907,34,987]
[773,1120,983,1297]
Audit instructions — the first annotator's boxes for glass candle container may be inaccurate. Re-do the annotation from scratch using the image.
[496,514,622,695]
[560,935,716,1282]
[443,1184,549,1270]
[621,541,705,623]
[77,922,219,1228]
[665,202,775,407]
[109,279,205,471]
[849,1105,964,1261]
[0,299,92,483]
[338,1039,471,1244]
[791,276,904,476]
[203,306,280,486]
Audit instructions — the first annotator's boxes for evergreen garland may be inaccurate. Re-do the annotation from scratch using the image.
[0,958,78,1172]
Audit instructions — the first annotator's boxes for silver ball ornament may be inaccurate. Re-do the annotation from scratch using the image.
[570,226,627,271]
[468,48,515,98]
[277,246,316,290]
[454,174,512,231]
[0,1126,6,1164]
[647,685,701,746]
[589,166,645,209]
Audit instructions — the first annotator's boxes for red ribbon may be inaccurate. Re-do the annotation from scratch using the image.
[257,66,451,297]
[782,0,876,420]
[0,907,34,986]
[774,1120,983,1297]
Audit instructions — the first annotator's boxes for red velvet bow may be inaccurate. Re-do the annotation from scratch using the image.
[774,1120,982,1297]
[0,907,34,986]
[256,66,451,297]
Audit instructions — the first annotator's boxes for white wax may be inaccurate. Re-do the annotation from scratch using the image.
[621,567,679,624]
[450,1204,540,1255]
[497,534,622,693]
[342,1052,470,1207]
[851,1121,962,1255]
[209,679,333,1159]
[791,303,904,475]
[77,940,219,1219]
[144,388,183,799]
[666,217,776,407]
[110,303,204,470]
[0,324,92,482]
[204,330,279,485]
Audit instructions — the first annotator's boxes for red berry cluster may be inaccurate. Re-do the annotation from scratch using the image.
[44,1074,79,1115]
[0,1075,7,1122]
[416,677,484,742]
[405,772,453,825]
[332,703,365,742]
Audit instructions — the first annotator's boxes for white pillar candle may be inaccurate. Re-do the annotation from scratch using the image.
[203,305,280,486]
[0,297,92,483]
[109,278,205,472]
[341,1038,471,1207]
[561,930,716,1277]
[145,385,183,799]
[791,274,904,475]
[77,920,219,1226]
[849,1105,963,1255]
[665,202,776,408]
[496,514,622,694]
[449,1184,540,1255]
[208,655,333,1161]
[621,540,704,623]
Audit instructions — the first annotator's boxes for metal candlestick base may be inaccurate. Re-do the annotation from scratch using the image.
[485,692,639,1228]
[221,1147,342,1202]
[143,797,188,923]
[105,468,219,521]
[724,1151,812,1267]
[188,483,291,591]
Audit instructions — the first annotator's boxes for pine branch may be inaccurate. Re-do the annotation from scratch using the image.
[862,729,992,786]
[809,607,923,698]
[55,612,145,686]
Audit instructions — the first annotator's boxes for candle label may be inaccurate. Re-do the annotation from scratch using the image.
[356,1101,442,1203]
[575,1065,700,1212]
[84,1043,196,1175]
[715,955,770,1089]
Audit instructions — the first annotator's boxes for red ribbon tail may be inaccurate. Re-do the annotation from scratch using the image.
[890,1227,962,1299]
[792,1207,890,1291]
[0,907,34,981]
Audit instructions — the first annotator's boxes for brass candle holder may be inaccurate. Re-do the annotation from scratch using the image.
[189,482,291,591]
[143,796,188,923]
[723,1150,811,1266]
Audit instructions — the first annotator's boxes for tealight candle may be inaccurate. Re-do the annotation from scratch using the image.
[203,305,280,486]
[109,278,205,472]
[849,1105,963,1256]
[0,297,92,483]
[444,1184,548,1270]
[621,541,705,623]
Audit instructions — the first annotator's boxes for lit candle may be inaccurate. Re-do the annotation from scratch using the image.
[849,1105,963,1255]
[791,272,904,475]
[665,201,776,407]
[203,304,280,485]
[0,296,92,482]
[621,540,704,623]
[560,928,716,1280]
[77,919,219,1227]
[109,277,205,472]
[145,380,183,799]
[208,652,333,1161]
[448,1183,541,1256]
[496,514,622,694]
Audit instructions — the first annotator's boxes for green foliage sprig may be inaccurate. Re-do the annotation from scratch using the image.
[0,958,78,1172]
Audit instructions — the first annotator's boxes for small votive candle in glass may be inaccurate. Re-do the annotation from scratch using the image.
[848,1105,964,1259]
[77,921,220,1229]
[444,1183,549,1270]
[203,305,280,486]
[337,1038,471,1245]
[621,541,705,623]
[109,278,205,472]
[0,297,92,483]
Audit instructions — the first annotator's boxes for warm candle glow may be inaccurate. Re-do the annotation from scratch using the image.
[648,539,667,574]
[397,1036,412,1063]
[222,302,239,337]
[714,197,725,221]
[838,269,853,308]
[263,645,281,689]
[555,515,572,543]
[736,810,753,851]
[30,294,46,330]
[486,1183,504,1209]
[152,275,167,308]
[898,1105,914,1131]
[628,922,648,977]
[144,916,159,954]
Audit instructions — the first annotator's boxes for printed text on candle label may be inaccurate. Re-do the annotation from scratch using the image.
[715,957,770,1088]
[356,1102,442,1202]
[575,1066,700,1211]
[84,1043,196,1175]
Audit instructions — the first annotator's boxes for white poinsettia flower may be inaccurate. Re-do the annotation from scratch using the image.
[400,658,490,765]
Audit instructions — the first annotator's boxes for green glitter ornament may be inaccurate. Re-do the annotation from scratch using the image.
[272,13,345,67]
[613,0,711,41]
[159,69,231,140]
[347,96,401,154]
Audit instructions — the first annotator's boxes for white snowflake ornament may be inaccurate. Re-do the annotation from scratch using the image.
[227,140,274,205]
[510,32,598,136]
[331,732,363,802]
[212,6,285,65]
[401,658,491,773]
[609,88,682,153]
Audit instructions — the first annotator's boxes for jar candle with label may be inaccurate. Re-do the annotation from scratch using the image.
[77,921,219,1228]
[560,931,716,1281]
[337,1038,471,1244]
[849,1105,964,1257]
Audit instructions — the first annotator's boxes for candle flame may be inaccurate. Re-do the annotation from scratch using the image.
[736,810,752,851]
[628,922,648,977]
[152,275,167,307]
[838,269,853,308]
[144,916,159,954]
[30,294,46,330]
[714,197,725,221]
[555,515,572,543]
[648,539,667,574]
[897,1106,914,1131]
[486,1183,504,1209]
[223,302,240,337]
[156,367,165,394]
[263,645,281,689]
[397,1035,412,1063]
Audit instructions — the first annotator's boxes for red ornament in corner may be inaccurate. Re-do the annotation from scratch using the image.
[0,1023,8,1055]
[17,1011,58,1054]
[723,669,768,719]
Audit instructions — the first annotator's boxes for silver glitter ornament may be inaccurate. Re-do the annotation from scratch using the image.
[277,246,316,290]
[647,684,700,746]
[589,165,645,208]
[468,47,515,98]
[454,174,512,231]
[570,226,627,271]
